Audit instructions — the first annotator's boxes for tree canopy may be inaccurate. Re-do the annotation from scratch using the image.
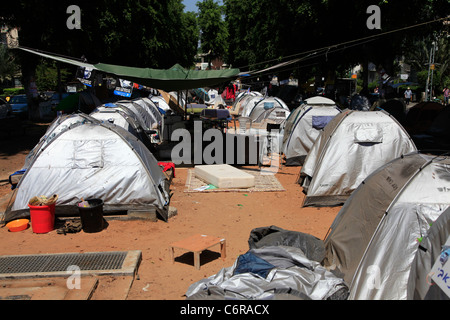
[1,0,448,91]
[197,0,228,66]
[0,0,199,68]
[224,0,449,85]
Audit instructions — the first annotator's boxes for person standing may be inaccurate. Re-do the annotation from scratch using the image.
[404,87,413,106]
[443,87,449,106]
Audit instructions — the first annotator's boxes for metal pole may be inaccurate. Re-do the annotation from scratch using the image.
[430,42,436,100]
[425,44,433,101]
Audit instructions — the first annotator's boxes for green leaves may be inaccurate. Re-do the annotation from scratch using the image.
[2,0,199,69]
[197,0,228,63]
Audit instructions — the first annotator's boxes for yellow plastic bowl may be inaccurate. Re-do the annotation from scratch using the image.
[6,219,30,232]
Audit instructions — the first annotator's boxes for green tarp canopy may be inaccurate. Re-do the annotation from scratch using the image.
[18,47,240,92]
[96,63,239,92]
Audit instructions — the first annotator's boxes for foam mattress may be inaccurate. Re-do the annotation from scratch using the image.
[194,164,255,189]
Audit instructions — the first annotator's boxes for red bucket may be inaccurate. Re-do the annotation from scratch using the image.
[28,203,55,233]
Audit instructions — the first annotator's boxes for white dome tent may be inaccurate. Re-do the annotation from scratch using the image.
[5,121,171,222]
[282,96,341,166]
[230,91,263,116]
[130,97,165,142]
[248,97,290,124]
[115,99,161,140]
[149,95,171,113]
[90,104,154,148]
[299,109,417,207]
[323,152,450,300]
[239,95,265,117]
[22,113,99,170]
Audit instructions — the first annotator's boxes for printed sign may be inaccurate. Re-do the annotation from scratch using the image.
[77,67,94,87]
[114,79,133,98]
[430,236,450,298]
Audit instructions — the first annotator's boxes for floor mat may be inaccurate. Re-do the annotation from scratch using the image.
[184,168,285,193]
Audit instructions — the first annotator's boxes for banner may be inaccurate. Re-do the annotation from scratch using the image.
[76,67,101,87]
[113,78,133,98]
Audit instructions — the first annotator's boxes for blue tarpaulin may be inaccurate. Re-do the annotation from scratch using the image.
[233,252,276,278]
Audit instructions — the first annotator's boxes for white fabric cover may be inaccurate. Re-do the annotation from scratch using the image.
[323,152,450,300]
[9,122,169,219]
[300,110,417,206]
[282,98,341,165]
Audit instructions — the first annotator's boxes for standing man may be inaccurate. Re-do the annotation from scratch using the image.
[443,87,449,106]
[404,87,413,106]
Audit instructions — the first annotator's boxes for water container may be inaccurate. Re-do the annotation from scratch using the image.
[28,203,55,233]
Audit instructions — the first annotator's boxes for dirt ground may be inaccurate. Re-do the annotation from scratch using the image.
[0,121,340,300]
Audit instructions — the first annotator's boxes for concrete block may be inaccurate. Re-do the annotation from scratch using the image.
[194,164,255,189]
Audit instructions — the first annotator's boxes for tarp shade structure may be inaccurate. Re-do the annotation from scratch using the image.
[323,152,450,300]
[95,63,240,92]
[17,47,240,92]
[299,109,417,207]
[18,46,95,69]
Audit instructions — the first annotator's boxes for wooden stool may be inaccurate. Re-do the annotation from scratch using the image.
[170,234,226,270]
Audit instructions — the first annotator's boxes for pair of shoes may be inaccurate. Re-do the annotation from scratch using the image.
[57,219,82,235]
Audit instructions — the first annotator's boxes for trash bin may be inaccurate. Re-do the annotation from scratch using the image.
[28,203,55,233]
[77,198,105,233]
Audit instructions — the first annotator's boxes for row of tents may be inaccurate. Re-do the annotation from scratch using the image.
[230,92,292,128]
[185,93,450,300]
[186,152,450,300]
[3,84,449,299]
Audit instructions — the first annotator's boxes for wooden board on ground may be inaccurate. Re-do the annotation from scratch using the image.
[0,277,98,300]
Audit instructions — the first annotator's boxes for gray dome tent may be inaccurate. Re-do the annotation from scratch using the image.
[239,95,265,117]
[5,120,171,222]
[248,97,290,124]
[323,152,450,300]
[299,109,417,207]
[230,92,263,116]
[282,96,341,166]
[130,97,165,143]
[90,104,154,150]
[149,95,171,113]
[22,113,99,170]
[115,99,161,138]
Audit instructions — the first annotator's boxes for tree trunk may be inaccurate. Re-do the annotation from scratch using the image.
[19,52,39,121]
